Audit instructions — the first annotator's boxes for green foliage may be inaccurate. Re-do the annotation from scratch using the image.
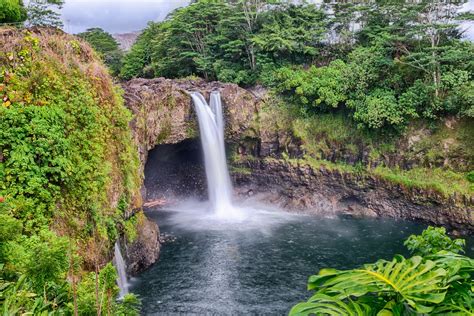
[290,294,372,316]
[115,294,142,316]
[125,0,474,130]
[0,29,141,314]
[467,171,474,183]
[0,30,140,235]
[0,0,27,23]
[404,226,465,256]
[123,211,143,243]
[0,225,72,314]
[291,226,473,316]
[252,3,327,63]
[272,60,350,109]
[78,28,123,76]
[121,0,327,85]
[120,22,160,79]
[75,265,142,315]
[349,88,416,129]
[26,0,64,28]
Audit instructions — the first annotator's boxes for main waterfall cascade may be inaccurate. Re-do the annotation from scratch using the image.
[191,92,245,220]
[113,242,129,298]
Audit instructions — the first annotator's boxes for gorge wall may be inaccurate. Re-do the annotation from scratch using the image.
[123,78,473,233]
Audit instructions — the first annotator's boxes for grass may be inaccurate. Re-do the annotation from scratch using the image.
[256,102,473,198]
[271,156,473,197]
[230,165,252,175]
[373,166,473,197]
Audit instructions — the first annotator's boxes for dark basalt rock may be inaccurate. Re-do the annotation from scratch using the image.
[232,159,473,234]
[124,216,160,276]
[122,78,261,274]
[123,77,260,169]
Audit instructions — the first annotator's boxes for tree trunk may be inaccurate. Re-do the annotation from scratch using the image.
[95,265,100,316]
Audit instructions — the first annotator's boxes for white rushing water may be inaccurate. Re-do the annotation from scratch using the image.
[191,92,245,220]
[113,242,129,298]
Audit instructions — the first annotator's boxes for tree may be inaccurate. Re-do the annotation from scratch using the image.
[78,28,123,76]
[0,0,27,24]
[152,0,229,80]
[26,0,64,28]
[122,0,328,85]
[253,3,327,64]
[353,0,473,118]
[227,0,270,71]
[121,22,162,79]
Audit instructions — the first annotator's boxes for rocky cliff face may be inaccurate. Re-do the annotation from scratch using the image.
[233,159,473,233]
[123,78,259,169]
[122,78,260,272]
[123,78,473,233]
[124,215,160,276]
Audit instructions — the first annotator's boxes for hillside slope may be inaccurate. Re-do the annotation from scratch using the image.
[0,28,156,314]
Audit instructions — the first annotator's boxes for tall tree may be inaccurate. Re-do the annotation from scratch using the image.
[120,22,162,79]
[26,0,64,28]
[253,3,327,64]
[152,0,228,80]
[77,28,123,76]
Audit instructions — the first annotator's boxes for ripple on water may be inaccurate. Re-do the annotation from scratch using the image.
[131,201,473,315]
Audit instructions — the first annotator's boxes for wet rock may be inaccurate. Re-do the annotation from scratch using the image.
[232,159,473,233]
[123,78,260,170]
[125,216,160,276]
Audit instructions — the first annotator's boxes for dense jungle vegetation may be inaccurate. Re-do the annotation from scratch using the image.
[122,0,474,131]
[121,0,474,196]
[0,29,142,315]
[0,0,473,315]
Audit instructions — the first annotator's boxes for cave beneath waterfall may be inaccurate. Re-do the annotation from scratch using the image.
[144,139,207,202]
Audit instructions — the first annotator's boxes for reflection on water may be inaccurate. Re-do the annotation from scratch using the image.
[131,203,473,315]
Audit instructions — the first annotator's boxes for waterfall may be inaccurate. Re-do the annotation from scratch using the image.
[113,242,129,298]
[191,92,244,220]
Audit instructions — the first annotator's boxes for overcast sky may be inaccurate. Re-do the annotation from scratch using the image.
[61,0,474,39]
[61,0,190,34]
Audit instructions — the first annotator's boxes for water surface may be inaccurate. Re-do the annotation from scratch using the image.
[130,204,473,315]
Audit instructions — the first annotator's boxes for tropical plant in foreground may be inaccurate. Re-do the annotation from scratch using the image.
[290,226,474,315]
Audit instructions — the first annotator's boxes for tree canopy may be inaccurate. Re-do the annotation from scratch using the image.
[0,0,27,24]
[77,28,123,75]
[122,0,474,130]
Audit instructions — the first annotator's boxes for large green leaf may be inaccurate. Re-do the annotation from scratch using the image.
[289,294,372,316]
[428,251,474,278]
[428,253,474,316]
[307,255,448,314]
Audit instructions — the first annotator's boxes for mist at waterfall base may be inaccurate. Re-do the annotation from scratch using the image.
[130,93,473,314]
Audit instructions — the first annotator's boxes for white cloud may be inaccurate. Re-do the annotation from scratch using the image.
[61,0,190,34]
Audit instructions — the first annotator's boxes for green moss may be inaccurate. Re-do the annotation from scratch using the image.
[278,156,472,197]
[230,165,252,175]
[123,214,138,242]
[373,166,472,197]
[0,29,140,243]
[186,124,198,139]
[0,28,143,314]
[155,120,172,144]
[257,99,473,198]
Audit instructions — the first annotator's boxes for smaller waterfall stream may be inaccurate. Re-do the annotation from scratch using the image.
[191,92,245,220]
[113,242,129,298]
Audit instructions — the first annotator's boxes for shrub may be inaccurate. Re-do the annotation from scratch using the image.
[291,226,473,315]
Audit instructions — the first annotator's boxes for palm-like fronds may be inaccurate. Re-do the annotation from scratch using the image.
[290,294,372,316]
[296,255,451,315]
